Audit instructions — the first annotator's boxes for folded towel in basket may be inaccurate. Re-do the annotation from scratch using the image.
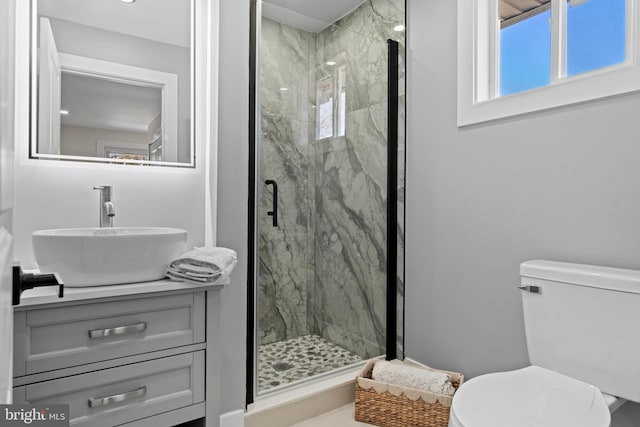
[166,247,237,285]
[372,360,456,396]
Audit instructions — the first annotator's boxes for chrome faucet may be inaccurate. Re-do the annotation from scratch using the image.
[93,186,115,228]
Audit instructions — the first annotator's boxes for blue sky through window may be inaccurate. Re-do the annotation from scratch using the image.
[500,10,551,96]
[567,0,626,76]
[500,0,626,96]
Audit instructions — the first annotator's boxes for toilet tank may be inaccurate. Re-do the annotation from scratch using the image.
[520,260,640,402]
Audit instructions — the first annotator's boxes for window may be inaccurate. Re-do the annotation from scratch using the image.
[500,9,551,96]
[566,0,626,77]
[317,76,334,140]
[316,62,347,140]
[458,0,638,125]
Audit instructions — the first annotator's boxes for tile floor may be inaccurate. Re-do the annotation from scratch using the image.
[258,334,363,392]
[291,404,374,426]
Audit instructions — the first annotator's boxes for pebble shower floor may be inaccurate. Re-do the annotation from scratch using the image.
[257,334,363,392]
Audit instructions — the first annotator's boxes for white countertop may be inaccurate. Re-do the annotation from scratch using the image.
[15,276,228,310]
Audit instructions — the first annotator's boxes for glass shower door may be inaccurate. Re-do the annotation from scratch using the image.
[254,0,405,396]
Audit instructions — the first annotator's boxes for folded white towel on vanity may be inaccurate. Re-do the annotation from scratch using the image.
[166,247,237,285]
[372,361,456,396]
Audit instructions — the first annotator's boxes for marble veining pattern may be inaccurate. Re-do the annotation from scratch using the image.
[311,0,405,358]
[258,19,315,345]
[257,0,406,378]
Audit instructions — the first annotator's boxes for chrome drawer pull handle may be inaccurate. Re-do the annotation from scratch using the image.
[88,386,146,408]
[88,322,147,338]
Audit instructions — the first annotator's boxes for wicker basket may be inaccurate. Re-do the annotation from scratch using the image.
[354,359,464,427]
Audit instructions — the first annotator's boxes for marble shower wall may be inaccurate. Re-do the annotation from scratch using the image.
[258,0,406,358]
[312,0,406,358]
[258,18,315,344]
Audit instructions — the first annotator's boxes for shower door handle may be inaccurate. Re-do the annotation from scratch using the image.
[265,180,278,227]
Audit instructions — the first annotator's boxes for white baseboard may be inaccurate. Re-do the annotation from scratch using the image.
[220,409,244,427]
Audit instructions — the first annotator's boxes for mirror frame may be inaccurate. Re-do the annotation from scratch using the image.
[28,0,199,168]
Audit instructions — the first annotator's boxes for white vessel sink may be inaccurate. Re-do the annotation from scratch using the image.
[32,227,188,287]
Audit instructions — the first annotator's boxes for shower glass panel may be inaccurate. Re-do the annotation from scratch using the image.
[256,0,405,395]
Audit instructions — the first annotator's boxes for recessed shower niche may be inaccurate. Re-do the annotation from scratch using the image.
[250,0,406,398]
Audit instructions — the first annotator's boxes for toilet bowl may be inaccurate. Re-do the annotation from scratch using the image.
[447,366,610,427]
[447,260,640,427]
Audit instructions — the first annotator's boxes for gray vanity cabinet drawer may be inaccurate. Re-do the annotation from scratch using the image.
[14,292,205,376]
[13,351,205,426]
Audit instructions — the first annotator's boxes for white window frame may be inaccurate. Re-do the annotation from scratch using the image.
[458,0,638,126]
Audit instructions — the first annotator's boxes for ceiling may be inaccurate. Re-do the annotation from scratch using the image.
[38,0,191,48]
[263,0,550,32]
[37,0,551,42]
[262,0,368,33]
[500,0,551,27]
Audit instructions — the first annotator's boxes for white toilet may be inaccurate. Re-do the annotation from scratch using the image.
[448,260,640,427]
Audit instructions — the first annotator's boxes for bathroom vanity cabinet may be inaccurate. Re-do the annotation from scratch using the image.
[12,280,223,427]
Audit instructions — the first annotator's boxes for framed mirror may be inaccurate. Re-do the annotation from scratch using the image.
[30,0,195,167]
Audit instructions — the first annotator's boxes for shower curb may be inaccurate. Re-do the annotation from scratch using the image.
[244,368,358,427]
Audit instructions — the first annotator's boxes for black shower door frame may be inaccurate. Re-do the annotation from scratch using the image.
[246,0,403,405]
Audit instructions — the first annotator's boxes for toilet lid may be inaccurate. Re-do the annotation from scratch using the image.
[451,366,610,427]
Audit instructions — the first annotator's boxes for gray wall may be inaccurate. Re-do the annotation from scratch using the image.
[404,1,640,424]
[216,0,250,415]
[0,0,15,403]
[0,0,14,234]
